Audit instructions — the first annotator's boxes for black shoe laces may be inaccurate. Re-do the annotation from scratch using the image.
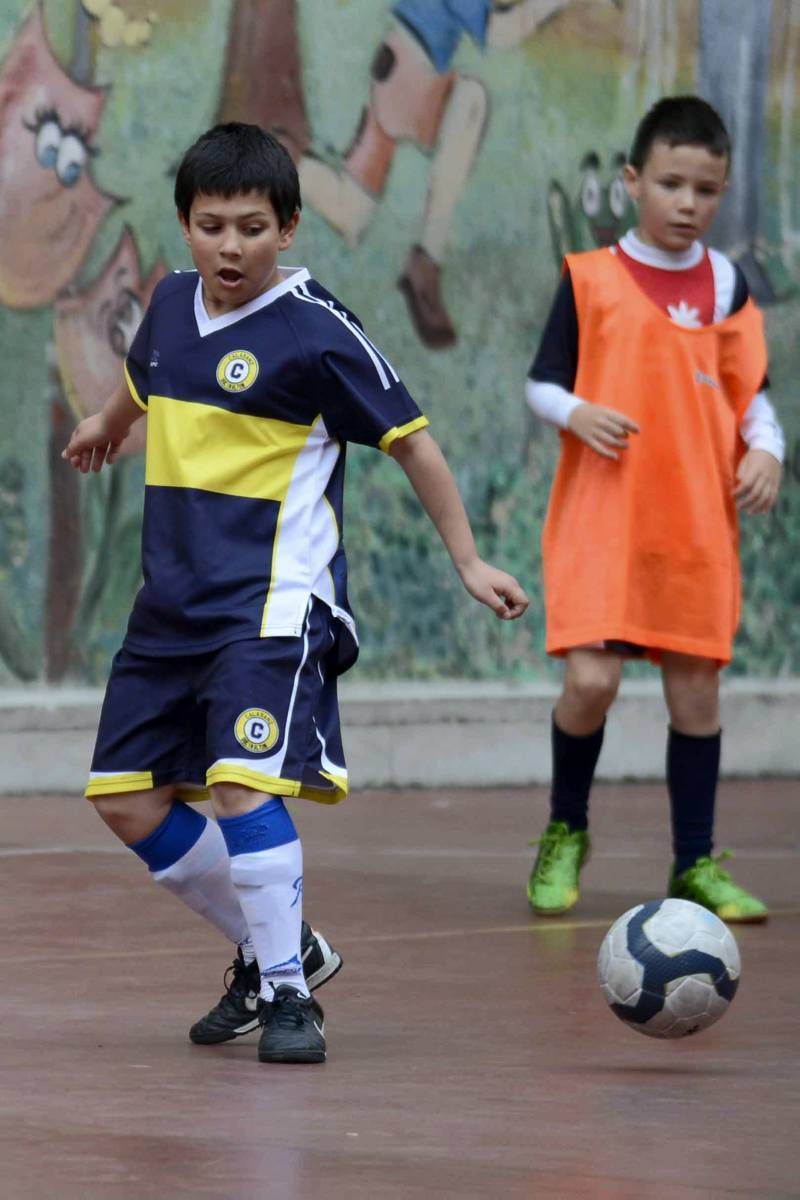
[263,990,312,1030]
[221,954,257,1004]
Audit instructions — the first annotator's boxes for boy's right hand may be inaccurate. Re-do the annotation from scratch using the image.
[62,412,125,473]
[458,559,529,620]
[567,402,639,460]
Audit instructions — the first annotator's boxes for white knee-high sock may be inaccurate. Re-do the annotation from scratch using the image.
[228,839,306,1000]
[151,818,251,950]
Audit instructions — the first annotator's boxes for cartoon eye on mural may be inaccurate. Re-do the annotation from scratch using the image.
[54,227,166,458]
[0,7,116,309]
[299,0,570,350]
[547,151,636,265]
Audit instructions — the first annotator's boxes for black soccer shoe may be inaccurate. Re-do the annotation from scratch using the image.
[257,985,326,1064]
[189,922,342,1045]
[301,923,343,992]
[189,947,260,1045]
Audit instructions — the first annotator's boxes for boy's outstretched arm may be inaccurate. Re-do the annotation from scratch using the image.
[388,429,529,619]
[62,381,144,473]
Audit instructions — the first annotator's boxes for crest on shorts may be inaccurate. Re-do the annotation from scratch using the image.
[234,707,279,753]
[216,350,259,393]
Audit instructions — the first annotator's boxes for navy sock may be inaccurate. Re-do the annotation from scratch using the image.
[549,715,604,832]
[667,727,720,877]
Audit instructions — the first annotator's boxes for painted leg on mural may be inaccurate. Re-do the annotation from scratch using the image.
[397,76,488,350]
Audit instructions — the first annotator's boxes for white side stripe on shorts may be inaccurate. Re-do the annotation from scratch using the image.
[292,283,399,389]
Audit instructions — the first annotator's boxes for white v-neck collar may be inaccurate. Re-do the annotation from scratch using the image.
[193,266,310,337]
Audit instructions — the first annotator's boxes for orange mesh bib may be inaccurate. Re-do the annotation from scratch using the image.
[542,248,767,665]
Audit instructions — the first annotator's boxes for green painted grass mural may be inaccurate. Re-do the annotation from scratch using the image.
[0,0,797,682]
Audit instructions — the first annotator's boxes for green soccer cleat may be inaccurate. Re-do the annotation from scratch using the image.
[669,853,769,924]
[527,820,590,915]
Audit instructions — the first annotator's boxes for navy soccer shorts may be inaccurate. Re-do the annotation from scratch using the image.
[86,599,348,804]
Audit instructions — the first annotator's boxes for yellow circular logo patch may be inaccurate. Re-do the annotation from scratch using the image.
[234,708,279,753]
[216,350,259,393]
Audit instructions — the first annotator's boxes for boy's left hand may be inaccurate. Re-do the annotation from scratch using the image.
[459,560,529,620]
[733,449,783,514]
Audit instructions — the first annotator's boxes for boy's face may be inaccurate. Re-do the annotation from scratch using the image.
[179,191,299,316]
[623,140,728,253]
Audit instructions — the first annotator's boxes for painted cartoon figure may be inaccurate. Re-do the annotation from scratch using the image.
[215,0,310,164]
[300,0,569,349]
[55,228,166,458]
[547,151,636,267]
[0,7,115,308]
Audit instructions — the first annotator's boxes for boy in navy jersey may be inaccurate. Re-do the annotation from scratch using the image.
[525,96,783,924]
[63,123,528,1064]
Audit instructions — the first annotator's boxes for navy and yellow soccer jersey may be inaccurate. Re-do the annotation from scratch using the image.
[123,266,428,669]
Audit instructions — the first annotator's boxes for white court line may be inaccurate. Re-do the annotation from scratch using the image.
[0,844,798,861]
[371,848,800,861]
[2,911,798,967]
[0,845,125,857]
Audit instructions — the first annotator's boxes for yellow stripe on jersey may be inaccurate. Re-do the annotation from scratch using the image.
[145,396,316,501]
[124,362,148,411]
[378,415,430,453]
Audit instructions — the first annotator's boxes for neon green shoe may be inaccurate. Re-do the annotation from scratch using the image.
[669,853,769,924]
[527,820,590,915]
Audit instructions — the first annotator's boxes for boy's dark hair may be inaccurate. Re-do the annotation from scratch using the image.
[174,123,301,225]
[628,96,730,171]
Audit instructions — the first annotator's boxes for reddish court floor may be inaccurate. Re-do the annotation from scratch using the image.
[0,780,797,1200]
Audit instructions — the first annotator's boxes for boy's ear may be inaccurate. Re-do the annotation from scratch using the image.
[177,208,191,246]
[622,163,640,203]
[279,208,301,251]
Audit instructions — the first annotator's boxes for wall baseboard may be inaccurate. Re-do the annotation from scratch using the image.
[1,679,798,794]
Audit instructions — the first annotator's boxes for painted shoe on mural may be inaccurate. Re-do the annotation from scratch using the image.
[397,244,458,350]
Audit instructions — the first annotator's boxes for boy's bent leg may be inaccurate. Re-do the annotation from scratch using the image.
[94,787,252,946]
[527,650,621,914]
[212,785,325,1063]
[662,654,768,923]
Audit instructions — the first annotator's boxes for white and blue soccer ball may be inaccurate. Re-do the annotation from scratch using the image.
[597,898,741,1038]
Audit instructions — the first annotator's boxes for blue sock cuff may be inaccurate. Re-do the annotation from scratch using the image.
[129,802,207,873]
[218,797,297,857]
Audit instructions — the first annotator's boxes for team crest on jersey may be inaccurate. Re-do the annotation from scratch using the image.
[216,350,259,393]
[234,708,279,753]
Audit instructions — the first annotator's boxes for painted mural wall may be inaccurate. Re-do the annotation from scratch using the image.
[0,0,798,685]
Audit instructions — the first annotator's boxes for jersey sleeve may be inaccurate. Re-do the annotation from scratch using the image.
[123,300,152,411]
[729,263,750,315]
[528,271,580,391]
[318,323,428,452]
[728,266,770,390]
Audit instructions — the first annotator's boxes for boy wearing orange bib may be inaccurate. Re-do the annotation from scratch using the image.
[525,96,784,922]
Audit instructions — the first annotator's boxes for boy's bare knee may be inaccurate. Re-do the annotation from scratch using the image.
[562,652,622,721]
[662,655,720,734]
[211,782,273,819]
[92,787,175,844]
